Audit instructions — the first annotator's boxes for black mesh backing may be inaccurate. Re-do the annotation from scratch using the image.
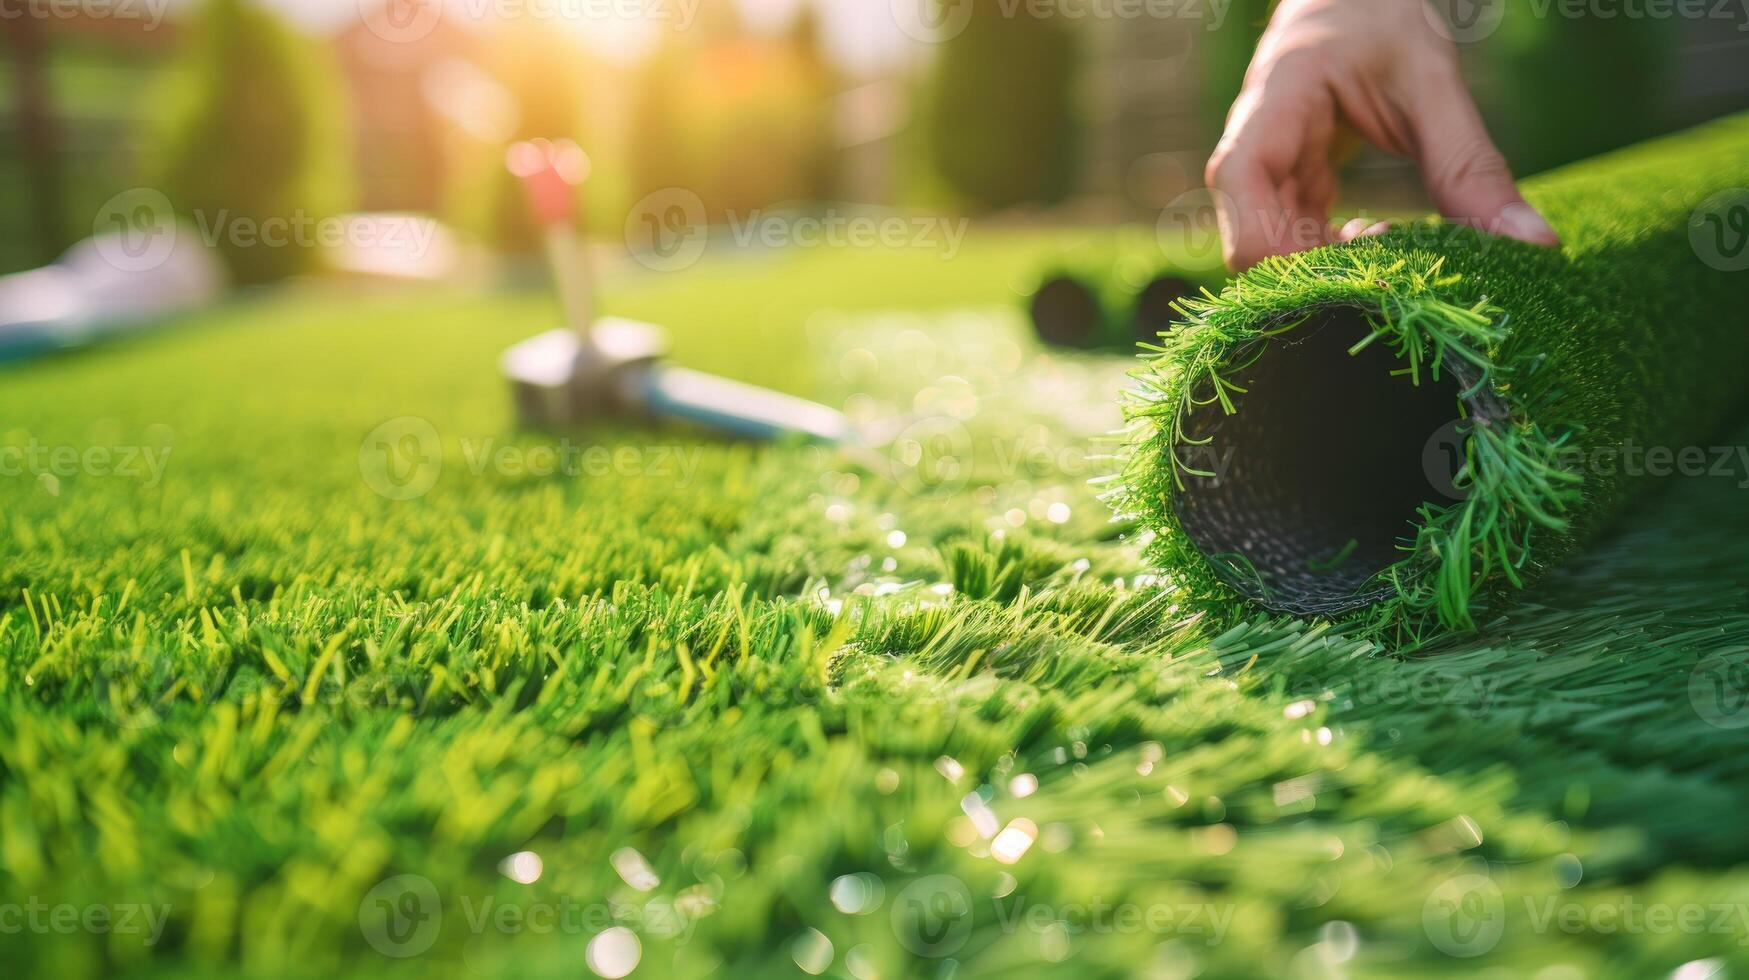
[1172,307,1498,616]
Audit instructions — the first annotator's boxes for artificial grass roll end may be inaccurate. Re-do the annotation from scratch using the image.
[1029,274,1106,347]
[1025,238,1221,351]
[1134,274,1197,341]
[1172,304,1483,616]
[1114,113,1749,637]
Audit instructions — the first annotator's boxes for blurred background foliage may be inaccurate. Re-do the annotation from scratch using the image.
[922,0,1081,210]
[1479,14,1679,175]
[2,0,1747,278]
[152,0,352,284]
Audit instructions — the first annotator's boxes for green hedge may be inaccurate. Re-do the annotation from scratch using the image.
[153,0,350,285]
[921,0,1081,210]
[1114,113,1749,638]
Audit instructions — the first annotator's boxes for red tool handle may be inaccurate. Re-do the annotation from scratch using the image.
[506,139,590,226]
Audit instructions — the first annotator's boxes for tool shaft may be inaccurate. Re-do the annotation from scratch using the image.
[543,225,595,336]
[637,365,849,442]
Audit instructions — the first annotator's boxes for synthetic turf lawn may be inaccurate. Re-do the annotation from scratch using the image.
[2,236,1748,978]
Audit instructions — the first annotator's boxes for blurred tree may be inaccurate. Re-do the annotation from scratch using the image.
[628,33,691,211]
[629,5,839,216]
[155,0,351,285]
[2,0,70,266]
[1199,0,1274,146]
[446,20,590,256]
[1480,13,1676,176]
[921,0,1082,210]
[788,6,841,204]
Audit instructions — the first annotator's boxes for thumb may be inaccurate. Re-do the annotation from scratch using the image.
[1411,78,1560,248]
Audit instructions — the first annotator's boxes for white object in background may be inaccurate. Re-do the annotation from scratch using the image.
[0,229,226,361]
[325,213,461,282]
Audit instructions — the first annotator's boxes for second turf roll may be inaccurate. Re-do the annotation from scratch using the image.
[1113,112,1749,636]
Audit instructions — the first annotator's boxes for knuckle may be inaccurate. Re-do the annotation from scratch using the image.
[1435,138,1512,188]
[1205,150,1234,189]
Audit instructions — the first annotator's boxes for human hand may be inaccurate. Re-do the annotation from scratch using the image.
[1206,0,1561,270]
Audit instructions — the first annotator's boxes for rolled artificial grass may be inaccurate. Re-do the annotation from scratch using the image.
[1113,112,1749,637]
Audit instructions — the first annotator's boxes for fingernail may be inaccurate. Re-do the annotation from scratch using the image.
[1360,221,1393,238]
[1496,202,1561,247]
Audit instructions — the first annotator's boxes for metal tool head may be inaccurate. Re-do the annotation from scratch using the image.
[502,318,667,428]
[498,136,851,442]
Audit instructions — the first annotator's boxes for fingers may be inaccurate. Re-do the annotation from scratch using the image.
[1410,70,1561,248]
[1206,81,1337,270]
[1336,218,1392,242]
[1207,147,1289,272]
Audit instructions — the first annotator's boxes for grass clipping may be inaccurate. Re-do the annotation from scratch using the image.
[1113,112,1749,637]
